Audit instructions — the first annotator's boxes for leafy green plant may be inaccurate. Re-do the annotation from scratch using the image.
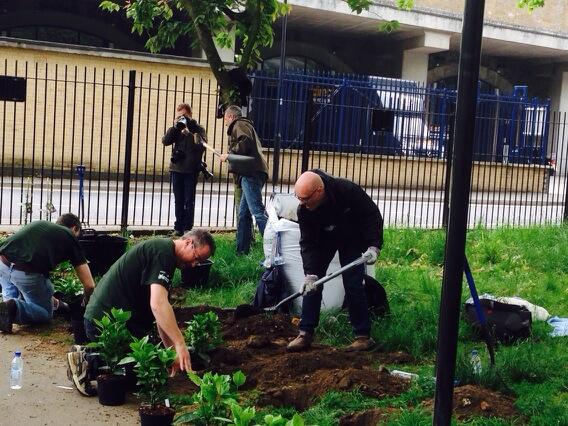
[121,335,176,409]
[87,308,133,374]
[174,371,246,425]
[51,262,83,296]
[183,311,222,363]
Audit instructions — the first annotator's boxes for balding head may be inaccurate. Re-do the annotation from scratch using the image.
[294,171,326,210]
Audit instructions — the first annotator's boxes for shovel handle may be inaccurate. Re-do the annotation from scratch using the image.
[202,141,223,157]
[266,255,369,311]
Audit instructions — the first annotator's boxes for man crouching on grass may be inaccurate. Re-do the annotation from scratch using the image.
[0,213,95,333]
[66,229,215,396]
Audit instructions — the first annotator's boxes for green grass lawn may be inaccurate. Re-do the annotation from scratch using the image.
[178,226,568,425]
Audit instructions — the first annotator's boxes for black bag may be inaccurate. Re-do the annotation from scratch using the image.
[342,275,389,317]
[364,275,389,317]
[464,298,532,344]
[252,265,289,313]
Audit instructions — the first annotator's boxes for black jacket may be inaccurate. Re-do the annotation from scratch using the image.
[162,123,206,173]
[297,170,383,276]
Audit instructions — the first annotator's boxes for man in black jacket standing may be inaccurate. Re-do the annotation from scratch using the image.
[287,170,383,352]
[162,103,206,236]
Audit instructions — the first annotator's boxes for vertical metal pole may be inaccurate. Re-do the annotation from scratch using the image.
[301,89,314,173]
[433,0,485,424]
[121,70,136,233]
[442,129,453,228]
[272,1,287,192]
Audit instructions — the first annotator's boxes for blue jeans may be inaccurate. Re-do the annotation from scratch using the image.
[236,172,268,254]
[299,244,371,336]
[171,171,199,232]
[0,261,54,324]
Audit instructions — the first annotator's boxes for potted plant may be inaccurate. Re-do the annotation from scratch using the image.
[52,261,88,343]
[122,335,177,426]
[88,307,133,406]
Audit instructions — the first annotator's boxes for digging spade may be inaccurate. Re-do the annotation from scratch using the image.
[201,141,256,175]
[234,253,372,319]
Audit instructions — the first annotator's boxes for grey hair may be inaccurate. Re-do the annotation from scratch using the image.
[182,228,216,256]
[224,105,243,118]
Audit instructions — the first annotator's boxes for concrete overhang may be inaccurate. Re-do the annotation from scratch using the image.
[286,0,568,61]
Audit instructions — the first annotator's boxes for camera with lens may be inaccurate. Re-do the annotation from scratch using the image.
[199,161,214,180]
[175,116,188,131]
[176,116,201,133]
[171,148,186,164]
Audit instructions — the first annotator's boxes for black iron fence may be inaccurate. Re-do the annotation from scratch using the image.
[1,59,567,230]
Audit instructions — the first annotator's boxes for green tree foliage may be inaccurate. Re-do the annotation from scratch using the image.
[99,0,546,103]
[99,0,289,105]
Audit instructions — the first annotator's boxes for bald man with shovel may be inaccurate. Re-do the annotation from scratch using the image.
[287,170,384,352]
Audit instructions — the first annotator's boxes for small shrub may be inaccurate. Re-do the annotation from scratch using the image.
[183,311,222,363]
[174,370,246,425]
[122,335,176,409]
[88,308,133,374]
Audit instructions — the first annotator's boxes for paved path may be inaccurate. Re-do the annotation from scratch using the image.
[0,326,139,425]
[1,176,566,231]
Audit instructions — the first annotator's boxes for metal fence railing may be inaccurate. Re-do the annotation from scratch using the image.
[1,61,567,230]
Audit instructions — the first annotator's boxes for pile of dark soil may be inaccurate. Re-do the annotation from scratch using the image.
[171,306,412,410]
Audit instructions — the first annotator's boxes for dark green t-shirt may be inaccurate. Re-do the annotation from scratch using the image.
[85,238,176,334]
[0,221,86,275]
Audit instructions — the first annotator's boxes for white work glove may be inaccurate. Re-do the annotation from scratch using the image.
[300,274,319,296]
[363,246,379,265]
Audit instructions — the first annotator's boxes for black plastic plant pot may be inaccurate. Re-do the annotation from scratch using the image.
[78,229,127,276]
[97,374,127,406]
[139,405,175,426]
[180,259,213,288]
[71,318,88,345]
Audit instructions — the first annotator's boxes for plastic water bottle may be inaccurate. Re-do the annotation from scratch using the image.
[10,351,23,389]
[470,349,482,376]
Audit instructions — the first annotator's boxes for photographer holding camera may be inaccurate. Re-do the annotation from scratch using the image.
[162,103,210,236]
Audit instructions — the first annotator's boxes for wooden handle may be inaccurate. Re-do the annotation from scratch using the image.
[202,141,222,157]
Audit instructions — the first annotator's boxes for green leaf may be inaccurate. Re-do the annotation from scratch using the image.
[379,20,400,33]
[396,0,415,11]
[232,370,246,388]
[517,0,545,11]
[99,1,120,13]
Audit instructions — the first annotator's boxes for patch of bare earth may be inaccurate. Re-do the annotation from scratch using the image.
[171,306,412,410]
[422,384,521,420]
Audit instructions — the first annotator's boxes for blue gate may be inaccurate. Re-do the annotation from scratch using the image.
[248,70,551,163]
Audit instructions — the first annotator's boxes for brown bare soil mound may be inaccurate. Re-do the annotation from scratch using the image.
[170,306,412,410]
[339,408,397,426]
[422,384,520,420]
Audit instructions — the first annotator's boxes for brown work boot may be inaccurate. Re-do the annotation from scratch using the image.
[0,299,17,334]
[286,332,313,352]
[345,336,376,352]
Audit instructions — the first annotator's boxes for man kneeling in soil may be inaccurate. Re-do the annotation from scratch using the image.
[287,170,383,352]
[0,213,95,333]
[67,229,215,396]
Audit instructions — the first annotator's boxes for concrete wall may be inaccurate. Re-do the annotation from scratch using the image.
[0,41,226,178]
[418,0,568,33]
[278,151,550,192]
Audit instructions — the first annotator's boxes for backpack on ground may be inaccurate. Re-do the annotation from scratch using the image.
[464,298,532,344]
[252,265,289,313]
[342,275,389,317]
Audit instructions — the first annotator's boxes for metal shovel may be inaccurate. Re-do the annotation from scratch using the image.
[201,141,256,174]
[234,253,371,319]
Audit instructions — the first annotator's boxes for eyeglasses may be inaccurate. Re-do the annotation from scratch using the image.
[295,187,319,203]
[190,241,209,263]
